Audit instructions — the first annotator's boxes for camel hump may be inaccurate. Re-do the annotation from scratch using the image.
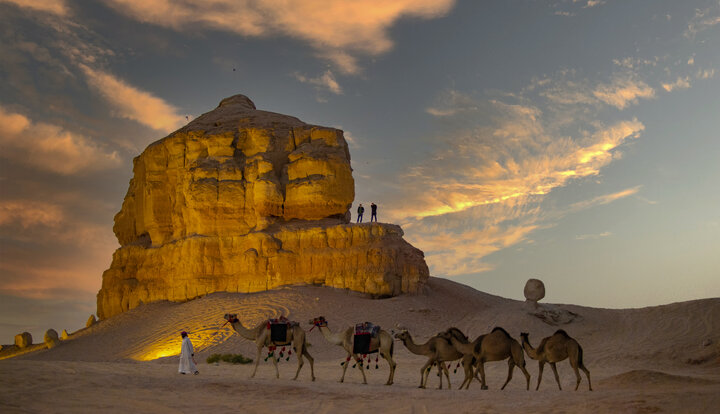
[554,329,570,338]
[491,326,512,338]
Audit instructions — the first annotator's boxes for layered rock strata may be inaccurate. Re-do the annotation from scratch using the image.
[98,95,428,319]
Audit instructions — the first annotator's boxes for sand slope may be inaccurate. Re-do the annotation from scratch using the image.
[1,278,718,413]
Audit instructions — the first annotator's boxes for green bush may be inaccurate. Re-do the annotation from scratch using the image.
[206,353,253,364]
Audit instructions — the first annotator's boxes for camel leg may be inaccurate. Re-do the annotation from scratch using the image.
[443,363,452,390]
[381,351,396,385]
[536,361,545,390]
[270,351,280,379]
[250,345,263,378]
[357,355,368,385]
[519,361,531,390]
[501,359,515,390]
[550,362,562,390]
[436,364,443,390]
[581,364,592,391]
[419,360,433,388]
[461,358,473,389]
[477,361,488,390]
[339,352,351,383]
[303,345,316,382]
[292,342,303,381]
[568,358,583,391]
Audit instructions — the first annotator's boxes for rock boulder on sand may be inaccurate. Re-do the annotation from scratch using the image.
[86,315,96,328]
[524,278,545,304]
[97,95,429,319]
[44,329,60,349]
[14,332,32,348]
[61,329,69,340]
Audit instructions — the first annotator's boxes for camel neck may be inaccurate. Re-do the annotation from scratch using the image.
[521,337,539,359]
[402,334,430,355]
[318,325,345,345]
[231,321,260,341]
[450,337,474,355]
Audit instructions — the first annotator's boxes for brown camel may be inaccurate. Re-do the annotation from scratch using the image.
[442,327,530,390]
[520,330,592,391]
[438,327,481,389]
[223,313,315,381]
[394,329,464,389]
[309,316,396,385]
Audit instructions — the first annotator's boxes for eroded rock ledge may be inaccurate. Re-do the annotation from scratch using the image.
[97,95,428,319]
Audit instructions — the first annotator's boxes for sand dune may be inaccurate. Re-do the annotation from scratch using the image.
[1,278,718,413]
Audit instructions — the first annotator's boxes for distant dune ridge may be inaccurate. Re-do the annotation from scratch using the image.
[97,94,429,319]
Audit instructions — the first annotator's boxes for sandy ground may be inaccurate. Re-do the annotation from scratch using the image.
[1,278,719,413]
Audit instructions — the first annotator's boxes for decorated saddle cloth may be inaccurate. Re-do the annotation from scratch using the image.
[353,322,381,354]
[267,317,299,344]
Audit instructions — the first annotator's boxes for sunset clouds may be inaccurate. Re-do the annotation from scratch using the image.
[103,0,455,74]
[80,65,186,133]
[0,106,121,175]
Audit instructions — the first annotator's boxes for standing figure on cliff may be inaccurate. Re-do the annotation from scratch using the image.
[178,331,199,375]
[357,204,365,223]
[371,203,377,222]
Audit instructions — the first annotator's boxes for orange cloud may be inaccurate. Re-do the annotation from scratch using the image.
[80,65,185,133]
[103,0,456,74]
[0,201,64,228]
[0,106,121,175]
[1,0,68,15]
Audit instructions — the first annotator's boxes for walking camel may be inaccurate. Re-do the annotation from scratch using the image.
[308,316,397,385]
[394,329,464,389]
[223,313,315,381]
[437,327,482,389]
[519,330,592,391]
[441,327,530,390]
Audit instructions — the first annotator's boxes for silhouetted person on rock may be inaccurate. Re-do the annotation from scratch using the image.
[357,204,364,223]
[371,203,377,222]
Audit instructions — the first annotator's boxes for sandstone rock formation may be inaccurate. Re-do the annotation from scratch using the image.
[61,329,69,340]
[44,329,60,349]
[97,95,429,319]
[524,278,545,306]
[15,332,32,348]
[86,315,96,328]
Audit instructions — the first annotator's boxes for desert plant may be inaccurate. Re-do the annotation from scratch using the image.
[207,353,253,364]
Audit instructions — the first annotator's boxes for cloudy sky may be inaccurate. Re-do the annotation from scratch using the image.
[1,0,719,342]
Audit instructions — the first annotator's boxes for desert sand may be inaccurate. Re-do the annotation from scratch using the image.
[1,278,718,413]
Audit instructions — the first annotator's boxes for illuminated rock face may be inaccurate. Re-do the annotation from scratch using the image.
[98,95,428,319]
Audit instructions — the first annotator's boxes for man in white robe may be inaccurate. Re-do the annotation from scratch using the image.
[178,331,199,375]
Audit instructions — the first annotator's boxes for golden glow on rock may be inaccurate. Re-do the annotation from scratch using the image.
[98,95,429,319]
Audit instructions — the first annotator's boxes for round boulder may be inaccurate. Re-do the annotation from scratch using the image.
[524,278,546,303]
[15,332,33,348]
[44,329,60,349]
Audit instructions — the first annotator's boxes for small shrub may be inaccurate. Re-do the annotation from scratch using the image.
[207,353,253,364]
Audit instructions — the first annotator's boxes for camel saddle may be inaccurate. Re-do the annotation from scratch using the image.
[267,317,299,344]
[353,322,381,354]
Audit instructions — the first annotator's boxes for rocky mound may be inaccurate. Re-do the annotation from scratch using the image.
[97,95,429,319]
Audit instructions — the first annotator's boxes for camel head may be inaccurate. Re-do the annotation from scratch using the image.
[519,332,530,342]
[224,313,239,323]
[443,327,468,342]
[393,329,410,342]
[437,331,453,341]
[309,316,328,328]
